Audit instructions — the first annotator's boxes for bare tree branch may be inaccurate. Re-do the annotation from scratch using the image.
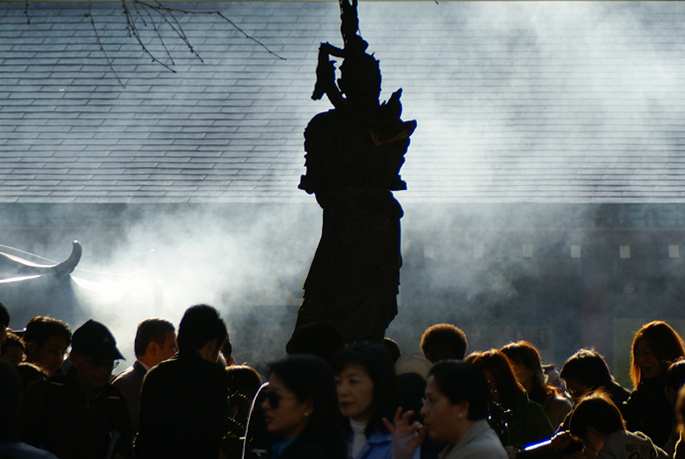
[88,1,126,87]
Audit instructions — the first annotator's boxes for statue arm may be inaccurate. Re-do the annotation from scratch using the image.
[312,43,345,109]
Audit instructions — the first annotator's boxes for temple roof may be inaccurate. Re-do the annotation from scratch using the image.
[2,1,685,204]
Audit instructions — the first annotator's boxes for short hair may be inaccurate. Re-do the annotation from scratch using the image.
[333,342,398,437]
[16,362,47,390]
[23,316,71,349]
[177,305,227,352]
[2,332,25,353]
[560,348,614,390]
[666,359,685,393]
[420,324,468,362]
[630,321,685,389]
[428,360,489,421]
[466,349,522,410]
[268,355,346,457]
[569,393,625,440]
[134,318,175,357]
[0,301,9,327]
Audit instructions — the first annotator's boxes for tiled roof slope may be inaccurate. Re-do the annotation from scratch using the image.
[2,1,685,203]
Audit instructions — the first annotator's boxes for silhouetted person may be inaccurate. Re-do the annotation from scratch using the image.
[420,323,468,363]
[221,365,263,459]
[135,304,229,459]
[289,0,416,345]
[0,301,10,349]
[113,318,177,432]
[23,316,71,376]
[1,332,25,366]
[19,319,132,459]
[559,348,630,407]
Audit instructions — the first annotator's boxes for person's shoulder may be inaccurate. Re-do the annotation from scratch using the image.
[112,365,139,384]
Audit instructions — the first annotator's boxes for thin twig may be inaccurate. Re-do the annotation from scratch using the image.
[139,2,175,65]
[89,2,125,87]
[138,0,286,60]
[123,0,176,72]
[24,0,30,25]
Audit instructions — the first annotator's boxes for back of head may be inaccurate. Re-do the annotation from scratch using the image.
[23,316,72,349]
[333,342,398,435]
[0,301,9,327]
[631,321,685,388]
[560,348,613,390]
[134,318,175,357]
[466,349,521,409]
[420,323,468,363]
[227,365,262,400]
[569,393,625,440]
[177,304,227,352]
[382,338,401,367]
[666,359,685,393]
[268,355,345,448]
[428,360,489,421]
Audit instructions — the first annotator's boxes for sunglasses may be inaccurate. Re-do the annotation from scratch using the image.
[263,390,297,409]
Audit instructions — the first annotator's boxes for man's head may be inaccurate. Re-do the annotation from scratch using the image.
[69,320,124,394]
[560,348,614,402]
[134,318,177,368]
[420,323,468,363]
[177,305,227,363]
[0,332,25,366]
[23,316,71,376]
[0,301,10,348]
[569,393,625,455]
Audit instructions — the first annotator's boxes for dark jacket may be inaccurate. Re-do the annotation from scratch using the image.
[18,368,133,459]
[622,377,673,448]
[134,350,228,459]
[112,360,148,432]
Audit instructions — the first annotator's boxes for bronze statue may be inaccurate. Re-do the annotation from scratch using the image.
[288,0,416,346]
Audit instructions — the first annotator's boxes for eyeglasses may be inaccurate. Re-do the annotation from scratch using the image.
[263,390,297,409]
[422,397,439,409]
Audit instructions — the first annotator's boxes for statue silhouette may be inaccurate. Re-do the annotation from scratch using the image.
[288,0,416,347]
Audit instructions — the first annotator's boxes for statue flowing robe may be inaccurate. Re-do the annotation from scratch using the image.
[293,102,416,344]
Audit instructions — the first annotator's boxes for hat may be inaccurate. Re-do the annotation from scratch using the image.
[395,355,433,380]
[71,320,124,361]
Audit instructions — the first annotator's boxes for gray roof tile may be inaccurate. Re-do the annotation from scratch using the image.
[4,1,685,202]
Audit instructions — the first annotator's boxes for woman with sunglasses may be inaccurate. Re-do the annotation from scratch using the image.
[333,342,421,459]
[261,354,347,459]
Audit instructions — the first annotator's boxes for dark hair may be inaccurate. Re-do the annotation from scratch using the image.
[227,365,262,400]
[0,301,9,327]
[134,318,175,357]
[428,360,489,421]
[2,332,25,353]
[501,341,553,405]
[177,304,227,352]
[333,342,398,437]
[569,393,625,440]
[666,359,685,393]
[560,348,614,390]
[420,324,468,362]
[382,338,401,367]
[15,362,47,390]
[268,355,346,458]
[631,321,685,389]
[466,349,522,410]
[23,316,71,349]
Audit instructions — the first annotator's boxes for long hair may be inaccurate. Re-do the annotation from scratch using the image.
[466,349,523,410]
[333,342,398,438]
[268,355,346,458]
[630,321,685,389]
[501,341,553,405]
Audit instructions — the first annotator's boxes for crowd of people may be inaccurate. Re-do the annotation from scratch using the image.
[1,301,685,459]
